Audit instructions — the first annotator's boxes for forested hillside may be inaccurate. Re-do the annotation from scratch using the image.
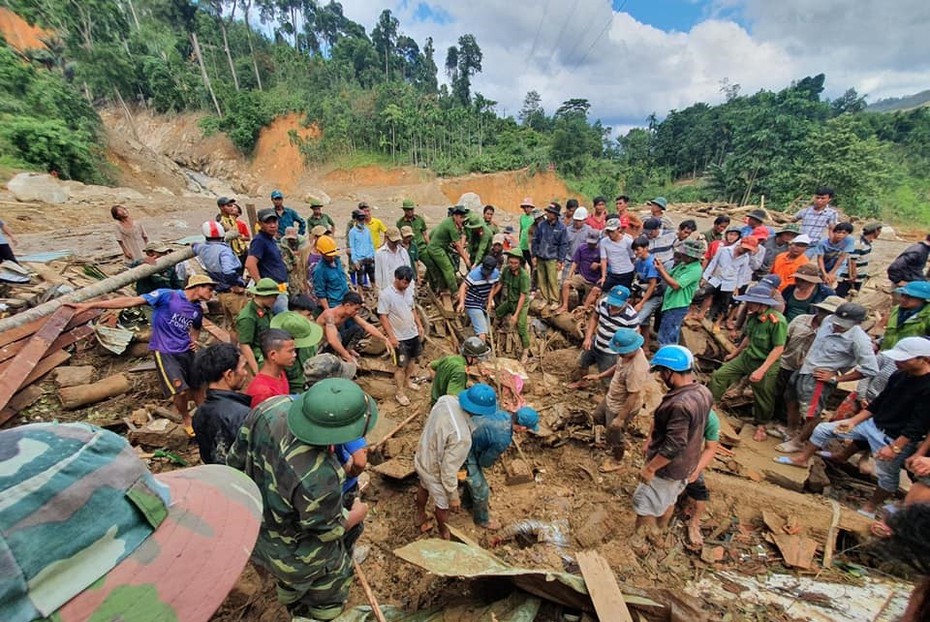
[1,1,929,224]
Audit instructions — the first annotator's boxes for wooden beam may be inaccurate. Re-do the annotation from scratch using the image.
[201,318,231,343]
[0,324,93,376]
[0,350,71,426]
[0,307,74,412]
[576,550,635,622]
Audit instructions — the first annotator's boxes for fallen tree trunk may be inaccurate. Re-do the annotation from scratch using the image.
[59,373,131,410]
[0,231,238,333]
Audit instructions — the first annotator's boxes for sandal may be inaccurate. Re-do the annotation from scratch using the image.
[183,424,195,438]
[773,456,808,468]
[395,394,411,406]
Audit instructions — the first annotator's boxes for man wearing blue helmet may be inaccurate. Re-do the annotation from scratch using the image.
[630,345,712,555]
[571,284,639,387]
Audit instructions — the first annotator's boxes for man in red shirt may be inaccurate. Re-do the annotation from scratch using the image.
[245,328,297,406]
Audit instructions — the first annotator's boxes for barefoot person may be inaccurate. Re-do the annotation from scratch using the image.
[377,265,425,406]
[630,345,711,555]
[682,409,720,549]
[67,274,217,435]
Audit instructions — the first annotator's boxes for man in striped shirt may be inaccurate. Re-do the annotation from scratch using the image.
[837,223,882,298]
[571,285,639,386]
[643,217,677,268]
[456,255,501,342]
[793,187,838,243]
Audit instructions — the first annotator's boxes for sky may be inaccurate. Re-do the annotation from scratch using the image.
[338,0,930,133]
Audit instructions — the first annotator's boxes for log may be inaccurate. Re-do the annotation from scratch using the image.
[59,373,131,410]
[700,318,736,355]
[0,232,237,333]
[0,307,73,412]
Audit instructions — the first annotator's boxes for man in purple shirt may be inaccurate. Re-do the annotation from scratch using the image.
[557,230,602,314]
[69,274,217,435]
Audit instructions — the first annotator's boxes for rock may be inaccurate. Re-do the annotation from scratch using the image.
[574,506,613,548]
[7,173,71,203]
[129,418,189,452]
[53,365,95,388]
[457,192,482,212]
[877,225,899,241]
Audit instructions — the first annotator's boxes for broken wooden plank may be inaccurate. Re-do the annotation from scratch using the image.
[0,385,44,425]
[202,318,230,343]
[128,360,157,372]
[0,324,93,375]
[0,350,71,426]
[769,532,818,570]
[0,308,98,353]
[823,499,841,569]
[576,550,635,622]
[0,307,74,412]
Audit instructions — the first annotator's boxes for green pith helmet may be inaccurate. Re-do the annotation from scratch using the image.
[270,311,323,349]
[402,198,416,209]
[248,277,283,296]
[287,378,378,445]
[308,196,324,208]
[465,213,484,229]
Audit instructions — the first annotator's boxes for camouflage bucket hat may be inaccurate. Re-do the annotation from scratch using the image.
[0,422,261,622]
[287,378,378,445]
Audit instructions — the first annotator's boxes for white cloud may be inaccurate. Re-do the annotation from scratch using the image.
[340,1,930,130]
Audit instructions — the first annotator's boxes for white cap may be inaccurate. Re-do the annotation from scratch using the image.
[793,234,812,245]
[572,206,589,221]
[202,221,225,239]
[884,337,930,361]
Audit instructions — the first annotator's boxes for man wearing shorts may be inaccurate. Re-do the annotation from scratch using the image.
[557,229,601,314]
[378,265,424,406]
[69,274,217,435]
[631,345,711,554]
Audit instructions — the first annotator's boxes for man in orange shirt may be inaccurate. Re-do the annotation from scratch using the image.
[770,234,812,291]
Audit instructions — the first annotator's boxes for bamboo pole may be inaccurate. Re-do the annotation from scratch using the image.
[0,231,239,333]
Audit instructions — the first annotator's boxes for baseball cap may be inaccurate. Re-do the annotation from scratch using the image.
[605,218,621,232]
[740,236,759,250]
[884,337,930,361]
[751,225,769,241]
[216,196,235,206]
[896,281,930,300]
[586,231,601,244]
[643,217,662,231]
[257,208,278,222]
[271,190,284,199]
[492,233,506,245]
[481,254,498,271]
[0,422,261,622]
[303,353,357,384]
[831,302,867,329]
[401,225,416,239]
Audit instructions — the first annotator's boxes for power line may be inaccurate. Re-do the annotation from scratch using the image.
[526,0,551,67]
[571,0,631,72]
[544,0,581,70]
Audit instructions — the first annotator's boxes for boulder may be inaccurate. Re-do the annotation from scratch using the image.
[7,173,70,203]
[457,192,482,212]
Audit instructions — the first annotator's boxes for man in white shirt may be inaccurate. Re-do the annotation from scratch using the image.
[377,265,424,406]
[374,226,411,293]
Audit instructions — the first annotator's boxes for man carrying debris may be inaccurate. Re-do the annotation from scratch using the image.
[316,291,392,363]
[709,284,787,442]
[531,202,569,309]
[430,337,492,405]
[228,379,374,621]
[491,249,532,362]
[573,285,639,385]
[457,255,501,342]
[631,345,711,554]
[584,328,650,470]
[425,205,470,303]
[466,212,493,267]
[236,278,280,375]
[67,274,217,436]
[192,342,251,464]
[414,384,493,539]
[778,337,930,518]
[246,208,288,314]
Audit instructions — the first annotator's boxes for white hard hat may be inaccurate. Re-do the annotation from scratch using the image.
[572,207,589,221]
[202,221,226,239]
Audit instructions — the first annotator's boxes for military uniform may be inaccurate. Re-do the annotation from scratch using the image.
[496,265,531,349]
[425,217,462,293]
[236,300,273,364]
[227,396,353,621]
[430,354,468,405]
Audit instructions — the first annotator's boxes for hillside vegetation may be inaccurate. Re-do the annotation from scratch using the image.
[1,1,929,224]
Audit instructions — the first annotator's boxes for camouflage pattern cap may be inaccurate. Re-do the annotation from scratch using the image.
[0,422,261,622]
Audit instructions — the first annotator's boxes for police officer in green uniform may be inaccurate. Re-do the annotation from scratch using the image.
[429,336,492,405]
[491,249,532,360]
[425,206,469,297]
[236,278,280,374]
[466,212,493,267]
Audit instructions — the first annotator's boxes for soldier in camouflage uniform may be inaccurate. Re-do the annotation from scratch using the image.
[228,378,377,622]
[0,422,261,622]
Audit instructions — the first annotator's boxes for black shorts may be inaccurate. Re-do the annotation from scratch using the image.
[603,271,634,292]
[154,350,195,396]
[684,473,710,501]
[393,336,422,367]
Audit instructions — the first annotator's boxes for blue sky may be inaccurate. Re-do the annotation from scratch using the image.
[618,0,709,33]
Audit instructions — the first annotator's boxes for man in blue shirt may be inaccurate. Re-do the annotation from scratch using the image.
[195,220,246,327]
[246,209,289,314]
[348,211,376,289]
[532,203,569,309]
[271,190,306,237]
[313,235,349,310]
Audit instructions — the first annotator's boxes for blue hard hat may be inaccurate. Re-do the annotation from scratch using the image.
[514,406,540,432]
[459,383,498,416]
[605,285,631,307]
[271,190,284,199]
[649,345,694,372]
[897,281,930,301]
[608,327,644,355]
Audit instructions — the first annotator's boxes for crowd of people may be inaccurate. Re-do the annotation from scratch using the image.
[22,186,930,621]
